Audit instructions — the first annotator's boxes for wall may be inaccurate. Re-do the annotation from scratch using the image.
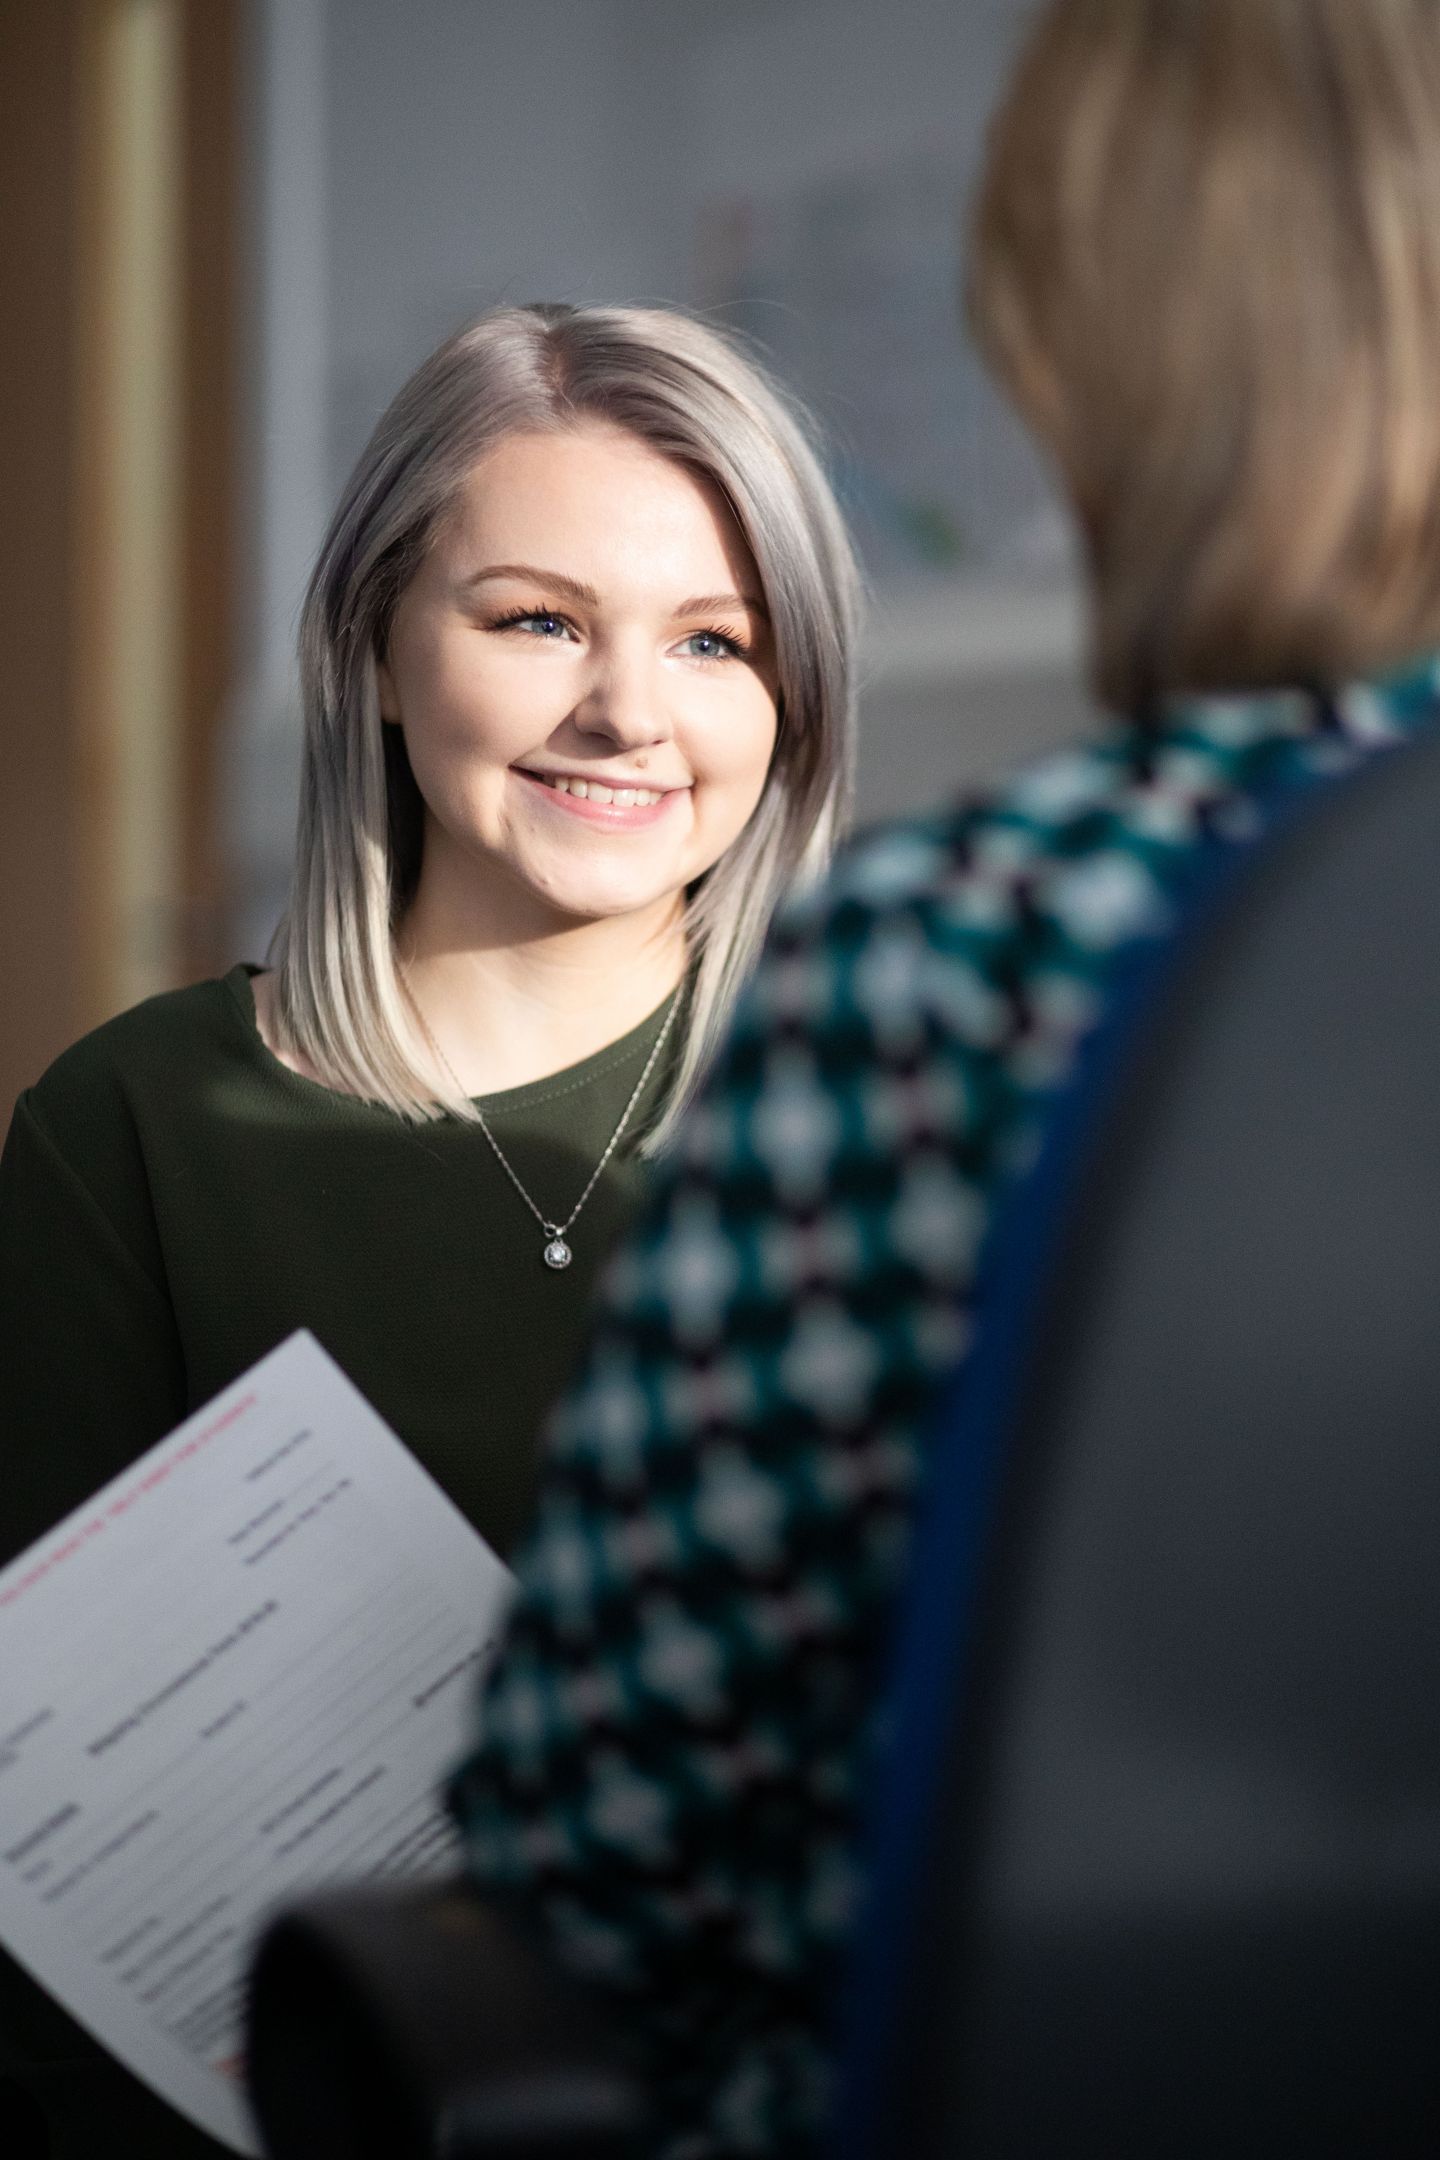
[0,1,93,1117]
[324,0,694,485]
[320,0,1043,489]
[0,0,245,1114]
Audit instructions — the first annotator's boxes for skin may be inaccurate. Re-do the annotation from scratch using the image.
[255,419,780,1094]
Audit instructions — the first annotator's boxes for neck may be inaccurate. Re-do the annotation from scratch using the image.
[397,864,685,1098]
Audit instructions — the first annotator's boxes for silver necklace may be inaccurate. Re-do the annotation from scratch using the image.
[401,975,679,1271]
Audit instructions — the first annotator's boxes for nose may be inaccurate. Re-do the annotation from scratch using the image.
[572,636,674,753]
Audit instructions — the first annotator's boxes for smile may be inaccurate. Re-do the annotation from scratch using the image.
[526,772,668,807]
[515,768,685,827]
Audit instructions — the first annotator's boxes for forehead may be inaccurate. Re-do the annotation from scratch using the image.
[438,421,756,591]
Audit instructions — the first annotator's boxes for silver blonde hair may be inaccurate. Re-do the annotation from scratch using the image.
[269,302,860,1149]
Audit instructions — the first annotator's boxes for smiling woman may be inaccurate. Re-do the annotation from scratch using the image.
[0,305,858,2156]
[264,306,857,1147]
[363,421,783,1098]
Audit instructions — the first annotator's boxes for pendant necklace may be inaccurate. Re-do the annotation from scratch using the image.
[401,975,679,1270]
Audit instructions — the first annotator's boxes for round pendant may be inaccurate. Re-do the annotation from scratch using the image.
[543,1236,573,1270]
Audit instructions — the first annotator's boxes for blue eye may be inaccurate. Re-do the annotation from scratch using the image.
[681,628,745,660]
[492,609,573,639]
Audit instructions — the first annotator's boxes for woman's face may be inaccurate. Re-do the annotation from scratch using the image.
[379,420,781,936]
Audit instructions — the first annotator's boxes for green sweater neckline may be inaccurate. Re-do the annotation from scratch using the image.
[220,963,680,1121]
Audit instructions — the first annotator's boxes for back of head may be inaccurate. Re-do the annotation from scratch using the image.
[971,0,1440,708]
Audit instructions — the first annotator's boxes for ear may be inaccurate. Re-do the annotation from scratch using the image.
[376,654,399,723]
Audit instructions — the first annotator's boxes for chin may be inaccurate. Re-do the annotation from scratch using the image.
[525,868,685,926]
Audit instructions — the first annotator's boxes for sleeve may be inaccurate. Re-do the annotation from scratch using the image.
[448,852,1015,2149]
[0,1093,205,2140]
[0,1091,187,1567]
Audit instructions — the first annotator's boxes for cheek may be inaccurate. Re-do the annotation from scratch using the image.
[691,687,781,810]
[403,649,560,780]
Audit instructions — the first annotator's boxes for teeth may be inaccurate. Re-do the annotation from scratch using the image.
[535,774,665,807]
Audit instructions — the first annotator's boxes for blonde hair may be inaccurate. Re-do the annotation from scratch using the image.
[970,0,1440,709]
[269,304,860,1146]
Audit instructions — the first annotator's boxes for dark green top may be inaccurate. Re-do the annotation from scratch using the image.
[0,964,676,2158]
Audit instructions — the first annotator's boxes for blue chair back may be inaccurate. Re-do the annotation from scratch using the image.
[838,723,1440,2157]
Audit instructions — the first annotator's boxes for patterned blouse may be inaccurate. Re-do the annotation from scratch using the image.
[448,661,1440,2158]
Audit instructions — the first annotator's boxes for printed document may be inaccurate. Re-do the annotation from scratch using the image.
[0,1331,514,2154]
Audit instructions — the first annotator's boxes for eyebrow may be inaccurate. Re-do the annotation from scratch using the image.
[463,563,599,604]
[676,590,771,622]
[463,563,770,621]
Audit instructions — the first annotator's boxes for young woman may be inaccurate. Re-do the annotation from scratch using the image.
[0,304,858,2156]
[448,6,1440,2155]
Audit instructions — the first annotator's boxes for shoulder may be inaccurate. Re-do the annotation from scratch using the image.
[29,972,248,1118]
[746,727,1150,1037]
[791,728,1147,932]
[17,972,255,1184]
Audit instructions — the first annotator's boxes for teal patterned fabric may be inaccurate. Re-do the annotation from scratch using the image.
[448,660,1440,2157]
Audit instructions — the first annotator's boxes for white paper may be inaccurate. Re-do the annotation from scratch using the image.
[0,1331,515,2155]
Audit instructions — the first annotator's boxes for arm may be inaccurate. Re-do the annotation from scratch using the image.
[0,1090,186,1566]
[0,1091,204,2140]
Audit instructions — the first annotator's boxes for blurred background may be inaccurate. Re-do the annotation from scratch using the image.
[1,0,1090,1122]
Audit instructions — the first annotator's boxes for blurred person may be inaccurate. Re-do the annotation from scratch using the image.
[446,5,1440,2154]
[0,302,858,2157]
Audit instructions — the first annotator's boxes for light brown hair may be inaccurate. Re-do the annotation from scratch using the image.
[970,0,1440,708]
